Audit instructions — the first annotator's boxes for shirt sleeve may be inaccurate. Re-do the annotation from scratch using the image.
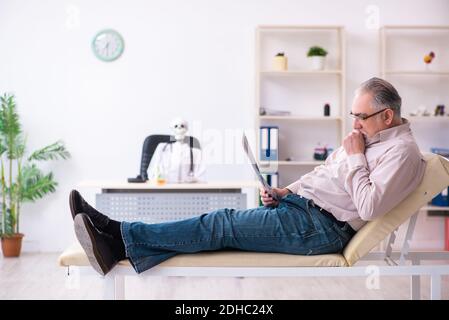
[344,145,425,221]
[286,179,301,194]
[286,146,343,194]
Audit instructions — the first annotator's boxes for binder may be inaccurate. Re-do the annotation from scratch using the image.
[260,126,278,161]
[270,172,278,188]
[262,172,279,188]
[432,187,449,206]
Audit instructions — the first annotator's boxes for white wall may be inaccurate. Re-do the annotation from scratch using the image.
[0,0,448,252]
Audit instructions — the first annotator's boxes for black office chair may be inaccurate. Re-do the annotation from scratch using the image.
[128,134,201,183]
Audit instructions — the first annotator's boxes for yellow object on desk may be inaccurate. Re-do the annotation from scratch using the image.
[273,53,288,71]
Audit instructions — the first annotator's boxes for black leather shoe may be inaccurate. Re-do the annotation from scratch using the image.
[74,213,118,276]
[69,190,109,229]
[69,190,82,219]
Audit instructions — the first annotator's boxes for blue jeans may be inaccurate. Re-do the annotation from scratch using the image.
[121,194,356,274]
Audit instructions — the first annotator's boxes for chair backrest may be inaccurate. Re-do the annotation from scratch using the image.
[343,153,449,266]
[139,135,201,180]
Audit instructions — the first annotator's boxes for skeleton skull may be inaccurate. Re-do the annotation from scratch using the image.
[171,118,188,141]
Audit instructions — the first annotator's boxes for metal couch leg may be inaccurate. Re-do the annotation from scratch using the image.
[103,273,115,300]
[114,275,125,300]
[430,275,441,300]
[410,275,421,300]
[410,259,421,300]
[103,272,125,300]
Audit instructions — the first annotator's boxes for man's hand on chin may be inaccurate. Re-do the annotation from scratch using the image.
[343,130,366,155]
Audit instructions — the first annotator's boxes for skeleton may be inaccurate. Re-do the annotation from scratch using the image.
[148,118,204,183]
[171,118,188,142]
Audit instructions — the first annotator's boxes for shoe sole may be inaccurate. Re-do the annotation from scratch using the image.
[74,214,107,276]
[69,190,77,220]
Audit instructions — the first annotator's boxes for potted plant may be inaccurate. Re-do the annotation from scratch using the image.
[307,46,328,70]
[273,52,288,71]
[0,93,70,257]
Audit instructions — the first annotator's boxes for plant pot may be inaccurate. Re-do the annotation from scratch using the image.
[273,56,288,71]
[309,56,325,70]
[1,233,24,257]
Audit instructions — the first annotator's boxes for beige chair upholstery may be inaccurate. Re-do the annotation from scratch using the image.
[344,153,449,265]
[58,154,449,269]
[58,242,348,267]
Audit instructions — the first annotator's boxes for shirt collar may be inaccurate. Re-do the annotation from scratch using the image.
[364,118,411,147]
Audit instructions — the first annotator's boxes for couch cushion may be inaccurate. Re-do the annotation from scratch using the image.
[343,154,449,266]
[58,242,348,268]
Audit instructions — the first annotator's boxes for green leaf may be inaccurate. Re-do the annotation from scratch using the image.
[0,93,22,160]
[307,46,328,57]
[0,208,16,236]
[18,164,57,202]
[12,135,26,160]
[28,140,71,161]
[0,143,6,157]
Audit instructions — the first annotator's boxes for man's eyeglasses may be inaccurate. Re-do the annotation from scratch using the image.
[349,108,389,121]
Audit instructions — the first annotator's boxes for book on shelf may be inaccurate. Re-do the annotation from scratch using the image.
[262,172,279,188]
[260,126,278,161]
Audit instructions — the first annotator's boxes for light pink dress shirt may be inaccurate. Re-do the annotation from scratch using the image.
[286,119,426,231]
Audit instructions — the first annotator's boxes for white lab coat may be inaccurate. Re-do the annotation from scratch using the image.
[147,141,205,183]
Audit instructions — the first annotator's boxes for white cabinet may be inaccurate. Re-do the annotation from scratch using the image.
[255,25,346,187]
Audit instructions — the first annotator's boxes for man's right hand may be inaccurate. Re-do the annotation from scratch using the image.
[259,187,291,207]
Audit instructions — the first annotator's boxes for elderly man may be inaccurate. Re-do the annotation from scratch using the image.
[70,77,426,276]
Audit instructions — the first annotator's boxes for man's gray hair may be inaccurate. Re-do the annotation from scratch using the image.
[356,77,402,118]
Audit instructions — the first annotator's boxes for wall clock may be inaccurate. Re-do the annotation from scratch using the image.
[91,29,125,62]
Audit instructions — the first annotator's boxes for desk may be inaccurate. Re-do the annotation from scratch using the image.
[77,181,258,224]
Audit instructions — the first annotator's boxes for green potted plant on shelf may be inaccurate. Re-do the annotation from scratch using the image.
[307,46,328,70]
[0,93,70,257]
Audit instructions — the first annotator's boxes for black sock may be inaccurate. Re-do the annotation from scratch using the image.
[110,237,126,261]
[102,219,126,260]
[103,219,122,239]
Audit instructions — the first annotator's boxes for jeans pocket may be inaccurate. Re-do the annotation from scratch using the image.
[307,237,344,255]
[281,196,320,238]
[294,206,320,239]
[304,200,320,232]
[332,223,355,246]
